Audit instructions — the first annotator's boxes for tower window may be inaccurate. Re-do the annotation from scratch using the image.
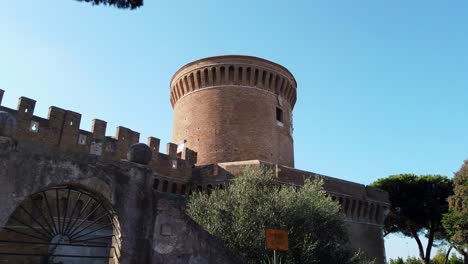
[276,107,283,123]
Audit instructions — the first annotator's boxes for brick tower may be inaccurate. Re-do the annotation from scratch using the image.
[170,55,297,167]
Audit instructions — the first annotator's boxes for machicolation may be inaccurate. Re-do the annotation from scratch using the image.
[170,55,297,108]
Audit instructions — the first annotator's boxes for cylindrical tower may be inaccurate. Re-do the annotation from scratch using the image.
[170,55,297,167]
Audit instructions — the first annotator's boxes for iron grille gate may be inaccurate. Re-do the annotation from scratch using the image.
[0,186,120,263]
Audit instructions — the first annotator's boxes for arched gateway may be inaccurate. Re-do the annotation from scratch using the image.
[0,186,121,263]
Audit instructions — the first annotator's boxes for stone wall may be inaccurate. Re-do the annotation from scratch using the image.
[0,136,156,263]
[0,135,244,264]
[151,193,243,264]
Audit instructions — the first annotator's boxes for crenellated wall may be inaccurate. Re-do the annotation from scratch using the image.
[0,89,196,180]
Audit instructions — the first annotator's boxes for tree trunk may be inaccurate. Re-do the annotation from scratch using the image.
[455,247,468,264]
[424,223,435,264]
[444,246,452,264]
[412,232,428,264]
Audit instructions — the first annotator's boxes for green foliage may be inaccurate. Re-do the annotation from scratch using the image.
[431,248,464,264]
[389,248,464,264]
[75,0,142,9]
[389,256,420,264]
[443,160,468,259]
[371,174,452,263]
[389,257,406,264]
[371,174,452,237]
[448,254,466,264]
[186,166,373,264]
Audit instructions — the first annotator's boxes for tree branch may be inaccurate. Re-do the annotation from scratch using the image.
[453,246,468,264]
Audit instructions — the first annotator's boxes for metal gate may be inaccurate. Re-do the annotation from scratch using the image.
[0,186,120,263]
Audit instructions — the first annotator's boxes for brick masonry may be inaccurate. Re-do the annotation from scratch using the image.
[171,55,296,167]
[0,55,390,263]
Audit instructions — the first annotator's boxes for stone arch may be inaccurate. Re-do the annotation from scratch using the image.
[0,185,122,263]
[254,68,259,86]
[344,197,350,215]
[260,70,267,87]
[350,199,356,219]
[189,73,195,92]
[180,184,187,195]
[362,201,369,219]
[171,182,178,194]
[357,200,362,219]
[162,181,169,192]
[228,66,234,83]
[338,197,344,212]
[267,72,273,91]
[246,67,251,84]
[203,68,209,87]
[238,67,244,85]
[375,204,381,222]
[210,67,217,86]
[369,203,375,222]
[183,76,189,94]
[220,66,226,82]
[153,179,160,191]
[206,184,213,195]
[277,76,284,93]
[195,70,201,89]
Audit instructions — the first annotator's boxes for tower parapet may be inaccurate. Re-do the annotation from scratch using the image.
[170,56,297,167]
[170,55,297,108]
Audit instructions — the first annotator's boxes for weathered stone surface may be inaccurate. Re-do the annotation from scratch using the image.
[151,193,244,264]
[127,142,152,165]
[0,55,391,263]
[0,139,245,264]
[0,142,156,263]
[0,111,16,137]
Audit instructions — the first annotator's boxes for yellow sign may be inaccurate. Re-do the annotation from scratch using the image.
[265,228,289,251]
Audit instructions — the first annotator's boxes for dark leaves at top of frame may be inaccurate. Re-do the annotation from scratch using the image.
[76,0,143,10]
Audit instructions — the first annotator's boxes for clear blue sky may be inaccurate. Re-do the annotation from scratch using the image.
[2,0,467,261]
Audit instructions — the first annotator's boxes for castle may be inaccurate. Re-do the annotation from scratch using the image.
[0,55,390,263]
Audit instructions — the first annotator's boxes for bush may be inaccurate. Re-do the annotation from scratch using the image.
[186,166,373,264]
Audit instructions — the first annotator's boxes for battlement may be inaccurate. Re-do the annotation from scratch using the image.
[0,89,196,175]
[213,160,390,225]
[170,55,297,108]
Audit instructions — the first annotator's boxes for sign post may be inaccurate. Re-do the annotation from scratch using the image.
[265,228,288,264]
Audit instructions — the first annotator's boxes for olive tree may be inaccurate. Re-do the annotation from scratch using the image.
[186,166,372,264]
